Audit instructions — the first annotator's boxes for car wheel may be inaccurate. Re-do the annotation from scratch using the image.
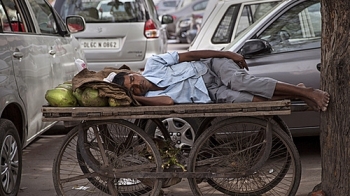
[0,119,22,196]
[145,118,202,150]
[176,35,187,43]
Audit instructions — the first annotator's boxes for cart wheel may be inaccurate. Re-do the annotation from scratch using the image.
[53,120,163,196]
[187,117,301,196]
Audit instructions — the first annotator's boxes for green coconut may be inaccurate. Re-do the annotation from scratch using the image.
[72,88,84,106]
[108,97,120,107]
[45,88,78,107]
[109,98,132,107]
[56,83,73,91]
[81,88,108,107]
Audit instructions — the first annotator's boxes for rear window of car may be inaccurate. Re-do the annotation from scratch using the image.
[158,0,178,8]
[57,0,149,23]
[192,0,207,11]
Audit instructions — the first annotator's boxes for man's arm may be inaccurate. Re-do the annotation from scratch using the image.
[178,50,249,70]
[133,95,174,106]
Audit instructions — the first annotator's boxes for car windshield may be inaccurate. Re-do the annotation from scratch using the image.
[56,0,148,23]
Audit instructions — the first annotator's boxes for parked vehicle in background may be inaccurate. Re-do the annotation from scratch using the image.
[55,0,172,72]
[189,0,280,50]
[176,10,203,43]
[156,0,181,15]
[165,0,208,40]
[156,0,195,16]
[0,0,85,195]
[179,13,203,44]
[223,0,321,136]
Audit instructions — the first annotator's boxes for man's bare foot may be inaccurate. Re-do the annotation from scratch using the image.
[297,83,306,88]
[297,83,330,112]
[311,89,330,112]
[297,83,319,111]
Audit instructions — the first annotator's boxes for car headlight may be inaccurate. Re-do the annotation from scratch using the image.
[179,19,191,28]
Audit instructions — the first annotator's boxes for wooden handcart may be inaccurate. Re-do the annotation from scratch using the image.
[42,100,304,196]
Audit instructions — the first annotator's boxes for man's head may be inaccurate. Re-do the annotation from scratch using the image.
[112,72,128,86]
[112,72,150,96]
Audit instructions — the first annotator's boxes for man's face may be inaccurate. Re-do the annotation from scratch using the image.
[123,73,149,96]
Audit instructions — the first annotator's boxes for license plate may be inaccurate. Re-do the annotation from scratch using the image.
[80,39,120,49]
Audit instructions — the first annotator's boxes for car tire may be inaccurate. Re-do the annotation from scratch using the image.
[144,117,202,149]
[0,119,22,196]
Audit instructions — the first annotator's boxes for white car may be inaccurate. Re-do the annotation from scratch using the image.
[55,0,172,73]
[189,0,281,50]
[0,0,86,195]
[222,0,322,136]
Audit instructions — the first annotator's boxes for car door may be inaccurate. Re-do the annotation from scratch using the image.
[243,0,321,136]
[27,0,83,82]
[11,0,80,142]
[1,0,51,141]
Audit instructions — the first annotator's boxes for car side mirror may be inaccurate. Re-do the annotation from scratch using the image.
[316,63,321,71]
[240,39,272,59]
[66,16,86,33]
[161,14,174,24]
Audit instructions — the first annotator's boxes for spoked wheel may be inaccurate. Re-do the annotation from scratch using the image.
[188,117,301,196]
[53,120,163,196]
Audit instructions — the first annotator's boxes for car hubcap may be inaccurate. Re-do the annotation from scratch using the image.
[155,118,195,149]
[1,135,19,193]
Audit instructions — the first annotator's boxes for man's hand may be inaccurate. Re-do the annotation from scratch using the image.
[226,51,249,71]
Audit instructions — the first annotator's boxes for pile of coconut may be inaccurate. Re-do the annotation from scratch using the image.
[45,66,140,107]
[45,81,124,107]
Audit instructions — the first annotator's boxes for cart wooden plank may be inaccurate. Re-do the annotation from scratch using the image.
[42,100,291,122]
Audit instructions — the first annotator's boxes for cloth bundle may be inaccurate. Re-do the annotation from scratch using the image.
[72,66,140,106]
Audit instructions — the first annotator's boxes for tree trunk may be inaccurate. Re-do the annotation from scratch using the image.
[320,0,350,195]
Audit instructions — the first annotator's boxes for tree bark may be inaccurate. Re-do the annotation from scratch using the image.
[320,0,350,195]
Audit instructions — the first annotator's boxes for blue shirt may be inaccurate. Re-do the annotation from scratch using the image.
[142,51,212,104]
